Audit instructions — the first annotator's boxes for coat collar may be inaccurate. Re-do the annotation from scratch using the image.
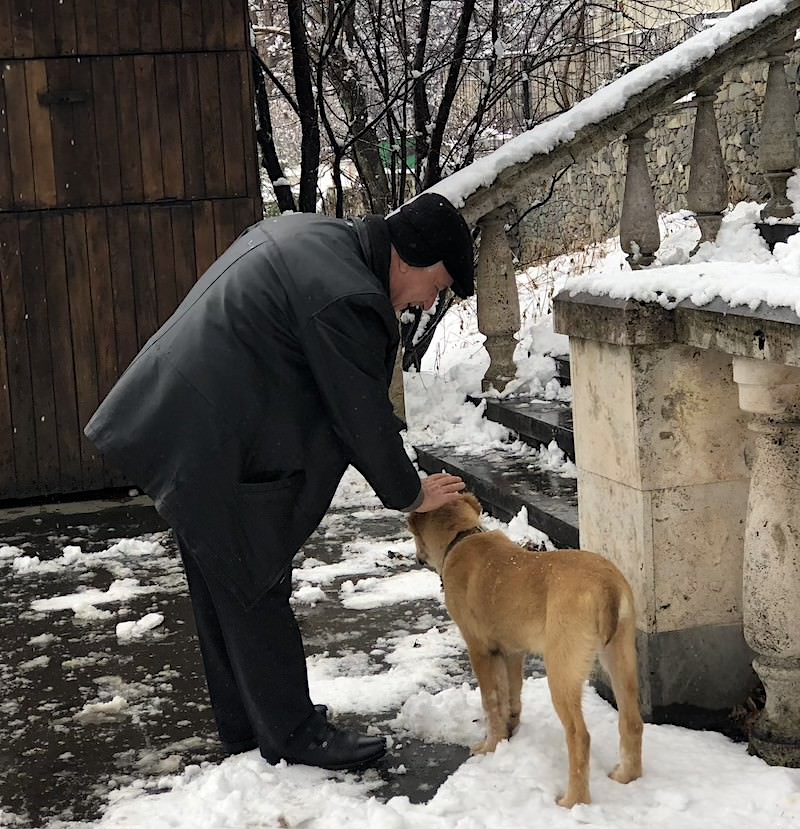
[357,215,392,295]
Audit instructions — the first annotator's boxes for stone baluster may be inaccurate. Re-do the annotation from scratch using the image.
[476,206,521,392]
[687,79,729,248]
[758,37,799,222]
[620,119,660,268]
[733,357,800,767]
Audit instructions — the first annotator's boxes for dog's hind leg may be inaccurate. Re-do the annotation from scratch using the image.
[599,599,643,785]
[466,640,510,754]
[545,648,593,807]
[504,652,525,737]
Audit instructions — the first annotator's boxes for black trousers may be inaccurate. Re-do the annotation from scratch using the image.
[177,534,315,755]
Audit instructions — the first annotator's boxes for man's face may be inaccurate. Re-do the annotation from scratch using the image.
[390,258,453,313]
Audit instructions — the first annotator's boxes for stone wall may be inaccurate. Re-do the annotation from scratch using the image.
[517,54,800,265]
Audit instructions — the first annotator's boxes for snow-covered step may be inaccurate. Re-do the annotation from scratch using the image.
[474,396,574,461]
[414,444,579,549]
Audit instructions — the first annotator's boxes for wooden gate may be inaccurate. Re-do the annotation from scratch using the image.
[0,1,262,500]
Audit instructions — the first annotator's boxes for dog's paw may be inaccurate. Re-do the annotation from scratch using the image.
[556,792,591,809]
[608,764,641,784]
[470,737,499,755]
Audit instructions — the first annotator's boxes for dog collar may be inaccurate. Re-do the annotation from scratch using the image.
[440,526,484,577]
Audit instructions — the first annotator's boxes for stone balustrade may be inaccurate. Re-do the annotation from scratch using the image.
[610,29,798,269]
[465,2,799,391]
[551,295,800,766]
[733,358,800,766]
[455,1,800,767]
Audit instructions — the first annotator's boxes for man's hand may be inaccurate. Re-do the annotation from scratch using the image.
[415,473,466,513]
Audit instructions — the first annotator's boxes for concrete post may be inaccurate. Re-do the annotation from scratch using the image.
[476,206,521,392]
[733,358,800,767]
[759,38,799,222]
[554,294,756,720]
[686,80,728,247]
[620,120,660,269]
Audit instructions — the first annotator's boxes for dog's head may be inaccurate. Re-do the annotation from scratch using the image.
[407,492,482,573]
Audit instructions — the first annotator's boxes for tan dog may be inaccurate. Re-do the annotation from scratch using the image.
[408,493,643,808]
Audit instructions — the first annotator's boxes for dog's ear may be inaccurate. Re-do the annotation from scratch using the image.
[463,492,482,517]
[407,511,420,534]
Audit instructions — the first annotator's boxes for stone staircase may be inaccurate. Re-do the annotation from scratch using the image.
[414,357,580,549]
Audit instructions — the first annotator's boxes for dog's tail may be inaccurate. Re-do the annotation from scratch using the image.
[601,585,635,646]
[617,588,635,623]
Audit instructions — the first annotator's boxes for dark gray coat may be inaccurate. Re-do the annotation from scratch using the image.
[85,214,422,605]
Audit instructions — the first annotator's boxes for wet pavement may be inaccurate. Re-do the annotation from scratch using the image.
[0,495,498,828]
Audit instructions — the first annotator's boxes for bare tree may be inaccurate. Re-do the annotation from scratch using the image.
[250,0,721,366]
[253,51,297,213]
[317,0,393,214]
[421,0,477,188]
[287,0,320,212]
[251,0,721,212]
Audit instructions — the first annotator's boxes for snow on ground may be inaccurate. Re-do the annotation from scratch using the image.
[12,464,798,828]
[38,667,800,829]
[4,475,799,828]
[4,183,800,825]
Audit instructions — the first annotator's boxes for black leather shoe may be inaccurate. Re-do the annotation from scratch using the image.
[263,710,386,771]
[222,706,328,756]
[221,736,258,755]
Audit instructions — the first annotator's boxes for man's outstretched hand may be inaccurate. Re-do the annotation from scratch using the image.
[415,472,466,513]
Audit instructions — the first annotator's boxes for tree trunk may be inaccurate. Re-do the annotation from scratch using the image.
[412,0,432,184]
[422,0,476,189]
[327,9,392,215]
[252,52,297,214]
[287,0,321,212]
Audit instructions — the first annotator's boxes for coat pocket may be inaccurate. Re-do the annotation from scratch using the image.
[233,472,305,587]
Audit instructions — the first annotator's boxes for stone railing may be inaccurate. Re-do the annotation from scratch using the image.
[447,0,800,767]
[553,294,800,766]
[517,51,800,265]
[455,0,800,391]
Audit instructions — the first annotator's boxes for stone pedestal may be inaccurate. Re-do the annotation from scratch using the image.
[733,358,800,766]
[554,294,756,719]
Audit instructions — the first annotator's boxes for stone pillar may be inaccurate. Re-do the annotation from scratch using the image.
[758,38,799,222]
[476,206,521,392]
[686,79,728,247]
[554,293,755,719]
[620,120,660,269]
[733,358,800,767]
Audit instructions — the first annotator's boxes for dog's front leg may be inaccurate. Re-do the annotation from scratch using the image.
[466,642,510,754]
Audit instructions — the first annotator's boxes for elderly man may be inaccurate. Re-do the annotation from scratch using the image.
[85,193,474,771]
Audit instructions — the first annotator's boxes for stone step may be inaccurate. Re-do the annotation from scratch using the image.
[414,444,579,549]
[554,355,571,386]
[477,396,574,461]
